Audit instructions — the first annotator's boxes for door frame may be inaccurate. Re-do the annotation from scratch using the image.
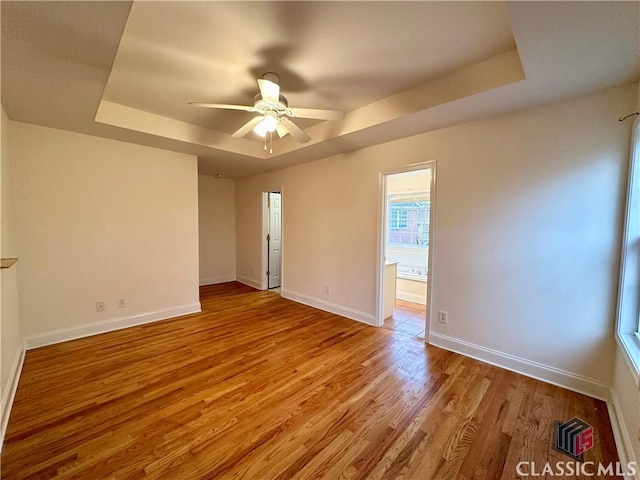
[375,161,436,343]
[261,187,284,291]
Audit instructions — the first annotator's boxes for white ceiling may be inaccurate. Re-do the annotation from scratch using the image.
[2,1,638,178]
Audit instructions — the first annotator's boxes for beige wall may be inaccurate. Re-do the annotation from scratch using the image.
[0,106,22,438]
[10,121,200,342]
[236,84,636,391]
[237,154,377,317]
[198,175,236,285]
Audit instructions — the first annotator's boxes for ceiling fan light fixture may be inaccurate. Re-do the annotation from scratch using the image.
[253,113,279,137]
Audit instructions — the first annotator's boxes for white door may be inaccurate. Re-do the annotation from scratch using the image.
[268,192,282,289]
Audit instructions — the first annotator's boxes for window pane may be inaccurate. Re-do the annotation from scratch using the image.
[387,199,429,248]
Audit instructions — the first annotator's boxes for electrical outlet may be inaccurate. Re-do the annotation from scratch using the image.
[438,310,448,324]
[96,301,105,312]
[325,285,331,295]
[118,298,126,308]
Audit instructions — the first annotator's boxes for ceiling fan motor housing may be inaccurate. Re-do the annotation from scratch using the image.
[253,93,288,113]
[262,72,280,84]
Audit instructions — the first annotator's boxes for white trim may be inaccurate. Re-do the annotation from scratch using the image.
[426,163,437,344]
[282,289,375,326]
[429,332,611,401]
[23,303,202,349]
[608,389,640,480]
[1,345,25,451]
[199,275,236,286]
[375,171,385,327]
[261,187,284,292]
[617,334,640,387]
[396,291,427,305]
[261,192,269,291]
[236,275,261,290]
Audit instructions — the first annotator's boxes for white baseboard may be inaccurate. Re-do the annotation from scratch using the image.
[608,389,640,480]
[1,344,25,452]
[23,303,202,350]
[236,275,261,290]
[429,332,611,401]
[199,275,236,286]
[282,289,375,326]
[396,291,427,305]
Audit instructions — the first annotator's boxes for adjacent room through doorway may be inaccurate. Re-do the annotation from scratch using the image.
[380,167,432,338]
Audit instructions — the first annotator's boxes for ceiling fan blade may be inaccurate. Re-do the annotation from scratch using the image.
[276,123,289,138]
[281,118,310,143]
[287,107,344,121]
[189,102,257,112]
[232,116,264,138]
[257,78,280,105]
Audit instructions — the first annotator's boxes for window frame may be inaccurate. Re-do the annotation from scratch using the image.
[615,116,640,383]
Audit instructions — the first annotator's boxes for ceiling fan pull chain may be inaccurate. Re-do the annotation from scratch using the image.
[269,131,273,155]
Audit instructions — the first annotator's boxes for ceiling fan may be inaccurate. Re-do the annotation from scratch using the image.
[189,72,344,145]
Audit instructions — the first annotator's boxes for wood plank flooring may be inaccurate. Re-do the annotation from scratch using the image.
[2,282,620,479]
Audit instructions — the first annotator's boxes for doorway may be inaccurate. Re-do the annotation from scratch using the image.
[263,191,282,290]
[376,163,435,341]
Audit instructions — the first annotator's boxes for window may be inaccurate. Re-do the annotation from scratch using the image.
[616,117,640,379]
[389,207,409,229]
[387,198,430,248]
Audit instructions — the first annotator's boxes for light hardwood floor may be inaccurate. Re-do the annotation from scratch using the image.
[2,282,619,479]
